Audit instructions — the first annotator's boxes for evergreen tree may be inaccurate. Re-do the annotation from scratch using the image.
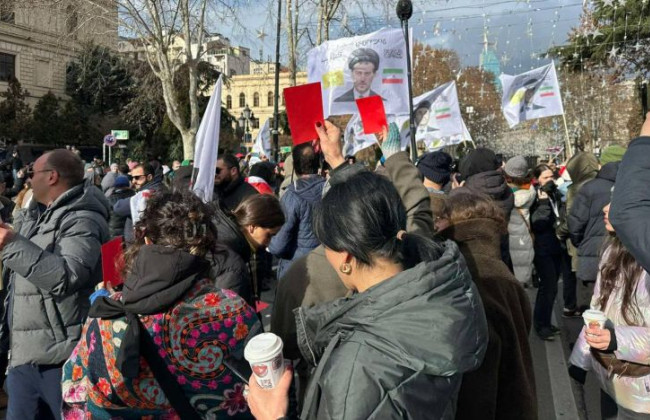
[31,92,61,144]
[0,78,32,144]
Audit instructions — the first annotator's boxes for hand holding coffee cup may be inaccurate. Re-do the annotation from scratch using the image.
[244,333,285,389]
[582,309,612,350]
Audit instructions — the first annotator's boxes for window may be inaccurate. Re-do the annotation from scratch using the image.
[226,95,232,109]
[0,0,15,23]
[35,59,51,87]
[252,119,259,129]
[0,53,15,82]
[267,91,274,107]
[253,92,259,107]
[239,92,245,108]
[230,69,237,76]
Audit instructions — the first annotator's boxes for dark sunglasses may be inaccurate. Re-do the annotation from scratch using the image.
[131,175,147,181]
[215,166,233,175]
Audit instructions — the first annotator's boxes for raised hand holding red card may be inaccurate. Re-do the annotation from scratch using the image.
[283,82,324,145]
[355,95,387,134]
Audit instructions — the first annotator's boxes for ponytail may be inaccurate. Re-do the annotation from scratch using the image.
[398,232,444,269]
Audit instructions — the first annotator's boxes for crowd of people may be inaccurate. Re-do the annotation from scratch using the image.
[0,113,645,420]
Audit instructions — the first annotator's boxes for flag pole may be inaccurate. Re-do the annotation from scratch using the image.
[561,113,573,158]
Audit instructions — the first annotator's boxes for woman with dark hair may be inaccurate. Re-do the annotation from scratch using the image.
[530,163,564,340]
[213,194,285,308]
[247,121,488,419]
[569,202,650,418]
[437,191,536,420]
[62,192,261,419]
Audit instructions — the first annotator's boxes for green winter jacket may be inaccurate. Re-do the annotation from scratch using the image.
[1,184,110,367]
[295,240,488,419]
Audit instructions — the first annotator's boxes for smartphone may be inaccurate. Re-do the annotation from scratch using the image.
[641,83,648,117]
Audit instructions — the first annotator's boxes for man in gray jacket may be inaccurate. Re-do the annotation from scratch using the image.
[0,149,110,419]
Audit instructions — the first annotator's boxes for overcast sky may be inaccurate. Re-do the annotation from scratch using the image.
[219,0,584,74]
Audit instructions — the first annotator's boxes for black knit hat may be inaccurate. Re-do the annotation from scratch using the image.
[417,151,453,185]
[458,148,499,179]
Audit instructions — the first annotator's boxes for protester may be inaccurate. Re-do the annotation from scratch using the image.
[568,202,650,417]
[610,114,650,273]
[62,191,261,419]
[268,142,325,279]
[437,191,536,420]
[250,152,488,418]
[100,162,120,194]
[272,123,435,402]
[107,175,135,238]
[504,155,536,288]
[113,163,166,242]
[0,173,15,223]
[279,155,294,198]
[215,193,286,307]
[557,152,599,318]
[0,150,110,419]
[9,149,22,181]
[214,154,258,211]
[530,163,564,340]
[568,160,620,287]
[3,166,26,199]
[417,150,452,219]
[458,147,515,271]
[246,162,275,195]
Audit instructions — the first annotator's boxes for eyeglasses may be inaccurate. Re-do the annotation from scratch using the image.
[131,175,147,181]
[215,167,233,175]
[26,169,54,178]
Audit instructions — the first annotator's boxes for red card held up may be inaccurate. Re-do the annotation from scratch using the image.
[283,82,324,145]
[356,95,387,134]
[102,236,125,288]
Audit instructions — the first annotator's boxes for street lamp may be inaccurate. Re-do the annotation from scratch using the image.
[396,0,417,162]
[238,105,257,148]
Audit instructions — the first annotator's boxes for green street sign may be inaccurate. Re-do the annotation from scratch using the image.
[280,146,292,153]
[111,130,129,140]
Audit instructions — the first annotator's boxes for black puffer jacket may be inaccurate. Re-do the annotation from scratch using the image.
[530,187,563,256]
[568,162,619,282]
[107,187,135,238]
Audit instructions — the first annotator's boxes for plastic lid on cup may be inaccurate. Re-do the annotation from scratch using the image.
[244,333,284,363]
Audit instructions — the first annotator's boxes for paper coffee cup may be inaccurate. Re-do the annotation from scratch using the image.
[582,309,607,331]
[244,333,285,389]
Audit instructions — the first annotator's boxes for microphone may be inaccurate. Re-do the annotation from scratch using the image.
[396,0,413,21]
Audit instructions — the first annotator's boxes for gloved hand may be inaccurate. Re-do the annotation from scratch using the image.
[379,122,401,160]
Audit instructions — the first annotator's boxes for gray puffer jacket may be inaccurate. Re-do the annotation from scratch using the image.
[508,187,536,286]
[1,184,110,367]
[295,240,488,419]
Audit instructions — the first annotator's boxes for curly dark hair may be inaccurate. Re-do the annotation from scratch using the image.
[121,191,218,277]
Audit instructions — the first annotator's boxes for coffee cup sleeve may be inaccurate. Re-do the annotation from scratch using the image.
[604,325,617,352]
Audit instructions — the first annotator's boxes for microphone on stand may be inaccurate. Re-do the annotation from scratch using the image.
[396,0,413,21]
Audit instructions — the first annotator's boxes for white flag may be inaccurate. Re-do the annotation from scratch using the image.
[192,75,222,203]
[396,81,468,151]
[308,28,410,117]
[252,118,272,158]
[499,62,564,128]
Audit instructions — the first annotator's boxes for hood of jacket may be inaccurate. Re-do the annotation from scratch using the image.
[438,218,502,260]
[295,240,487,376]
[26,184,111,224]
[566,152,599,185]
[596,161,619,183]
[465,170,513,205]
[292,175,325,202]
[122,245,210,312]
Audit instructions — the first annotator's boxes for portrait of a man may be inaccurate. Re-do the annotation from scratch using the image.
[334,47,382,102]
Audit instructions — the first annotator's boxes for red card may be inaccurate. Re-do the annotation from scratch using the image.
[283,82,324,145]
[102,236,125,288]
[356,95,387,134]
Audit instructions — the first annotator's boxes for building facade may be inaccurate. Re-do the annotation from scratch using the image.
[0,0,118,106]
[222,70,307,149]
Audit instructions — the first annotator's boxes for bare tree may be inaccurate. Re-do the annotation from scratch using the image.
[316,0,342,45]
[75,0,241,160]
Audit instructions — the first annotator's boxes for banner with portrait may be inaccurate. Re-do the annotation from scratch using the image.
[307,28,410,117]
[499,62,564,128]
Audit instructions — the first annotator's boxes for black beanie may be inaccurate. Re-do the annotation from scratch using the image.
[418,151,452,185]
[458,148,499,179]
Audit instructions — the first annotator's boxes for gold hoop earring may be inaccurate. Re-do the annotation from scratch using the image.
[339,263,352,275]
